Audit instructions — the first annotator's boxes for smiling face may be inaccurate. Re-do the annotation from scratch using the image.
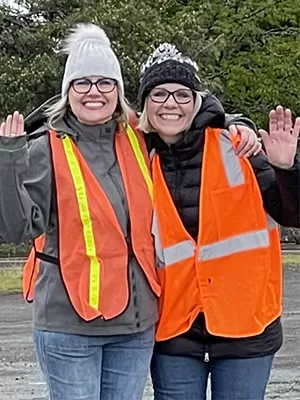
[146,83,195,143]
[68,76,118,125]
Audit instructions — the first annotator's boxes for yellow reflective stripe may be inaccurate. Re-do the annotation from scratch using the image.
[126,125,153,201]
[62,136,100,310]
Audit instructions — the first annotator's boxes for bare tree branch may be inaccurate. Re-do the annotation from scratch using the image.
[194,34,224,57]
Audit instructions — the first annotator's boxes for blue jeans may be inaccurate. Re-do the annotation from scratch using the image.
[33,327,155,400]
[151,353,274,400]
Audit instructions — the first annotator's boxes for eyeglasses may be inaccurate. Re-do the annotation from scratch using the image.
[71,78,117,94]
[149,88,194,104]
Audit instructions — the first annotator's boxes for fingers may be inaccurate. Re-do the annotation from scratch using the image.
[10,111,19,136]
[284,108,293,133]
[0,122,6,136]
[270,106,295,135]
[228,125,238,137]
[234,126,256,157]
[0,112,25,137]
[4,114,12,136]
[237,136,255,157]
[275,105,284,132]
[234,133,248,156]
[269,110,277,135]
[17,113,24,135]
[244,140,262,158]
[258,129,270,149]
[292,117,300,139]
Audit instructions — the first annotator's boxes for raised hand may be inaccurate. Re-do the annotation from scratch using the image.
[259,106,300,169]
[0,111,25,138]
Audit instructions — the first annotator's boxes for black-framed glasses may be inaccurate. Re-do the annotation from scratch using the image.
[149,88,194,104]
[71,78,117,94]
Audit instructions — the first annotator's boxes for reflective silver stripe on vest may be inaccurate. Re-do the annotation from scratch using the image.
[266,213,277,230]
[152,131,277,267]
[152,211,195,267]
[152,211,166,267]
[163,240,195,266]
[220,131,245,187]
[149,149,156,161]
[198,229,270,261]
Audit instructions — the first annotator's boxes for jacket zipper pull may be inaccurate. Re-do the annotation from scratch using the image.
[204,352,210,363]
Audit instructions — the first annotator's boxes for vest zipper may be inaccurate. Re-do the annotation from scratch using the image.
[129,252,140,329]
[204,351,210,363]
[202,326,210,363]
[169,147,182,208]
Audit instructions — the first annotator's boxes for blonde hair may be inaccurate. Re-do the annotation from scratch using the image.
[46,84,133,129]
[138,91,203,133]
[46,95,68,129]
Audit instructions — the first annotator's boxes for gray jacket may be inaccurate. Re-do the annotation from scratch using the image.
[0,113,158,335]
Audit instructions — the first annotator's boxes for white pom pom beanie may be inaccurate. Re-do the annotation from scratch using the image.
[61,23,124,97]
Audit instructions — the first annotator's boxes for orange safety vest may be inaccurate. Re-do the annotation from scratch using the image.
[152,127,282,341]
[23,122,160,321]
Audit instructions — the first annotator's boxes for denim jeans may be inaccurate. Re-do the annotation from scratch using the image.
[33,326,155,400]
[151,352,274,400]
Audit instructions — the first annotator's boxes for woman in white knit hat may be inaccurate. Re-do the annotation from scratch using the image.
[0,23,161,400]
[0,24,260,399]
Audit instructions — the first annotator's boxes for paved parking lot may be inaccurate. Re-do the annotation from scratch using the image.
[0,265,299,399]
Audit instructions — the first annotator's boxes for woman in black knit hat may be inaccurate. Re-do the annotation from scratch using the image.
[139,43,260,157]
[138,43,300,400]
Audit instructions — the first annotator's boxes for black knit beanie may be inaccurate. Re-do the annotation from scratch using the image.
[138,43,202,108]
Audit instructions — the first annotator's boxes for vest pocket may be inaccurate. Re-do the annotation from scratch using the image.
[211,184,260,241]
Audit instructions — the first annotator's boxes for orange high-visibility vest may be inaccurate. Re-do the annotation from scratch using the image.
[152,127,282,341]
[23,123,160,321]
[23,235,45,301]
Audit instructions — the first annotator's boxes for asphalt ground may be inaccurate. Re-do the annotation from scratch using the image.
[0,264,299,400]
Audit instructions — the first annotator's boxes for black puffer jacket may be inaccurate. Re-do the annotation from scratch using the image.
[146,94,300,360]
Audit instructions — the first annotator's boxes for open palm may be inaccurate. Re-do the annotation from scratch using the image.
[259,106,300,169]
[0,111,25,137]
